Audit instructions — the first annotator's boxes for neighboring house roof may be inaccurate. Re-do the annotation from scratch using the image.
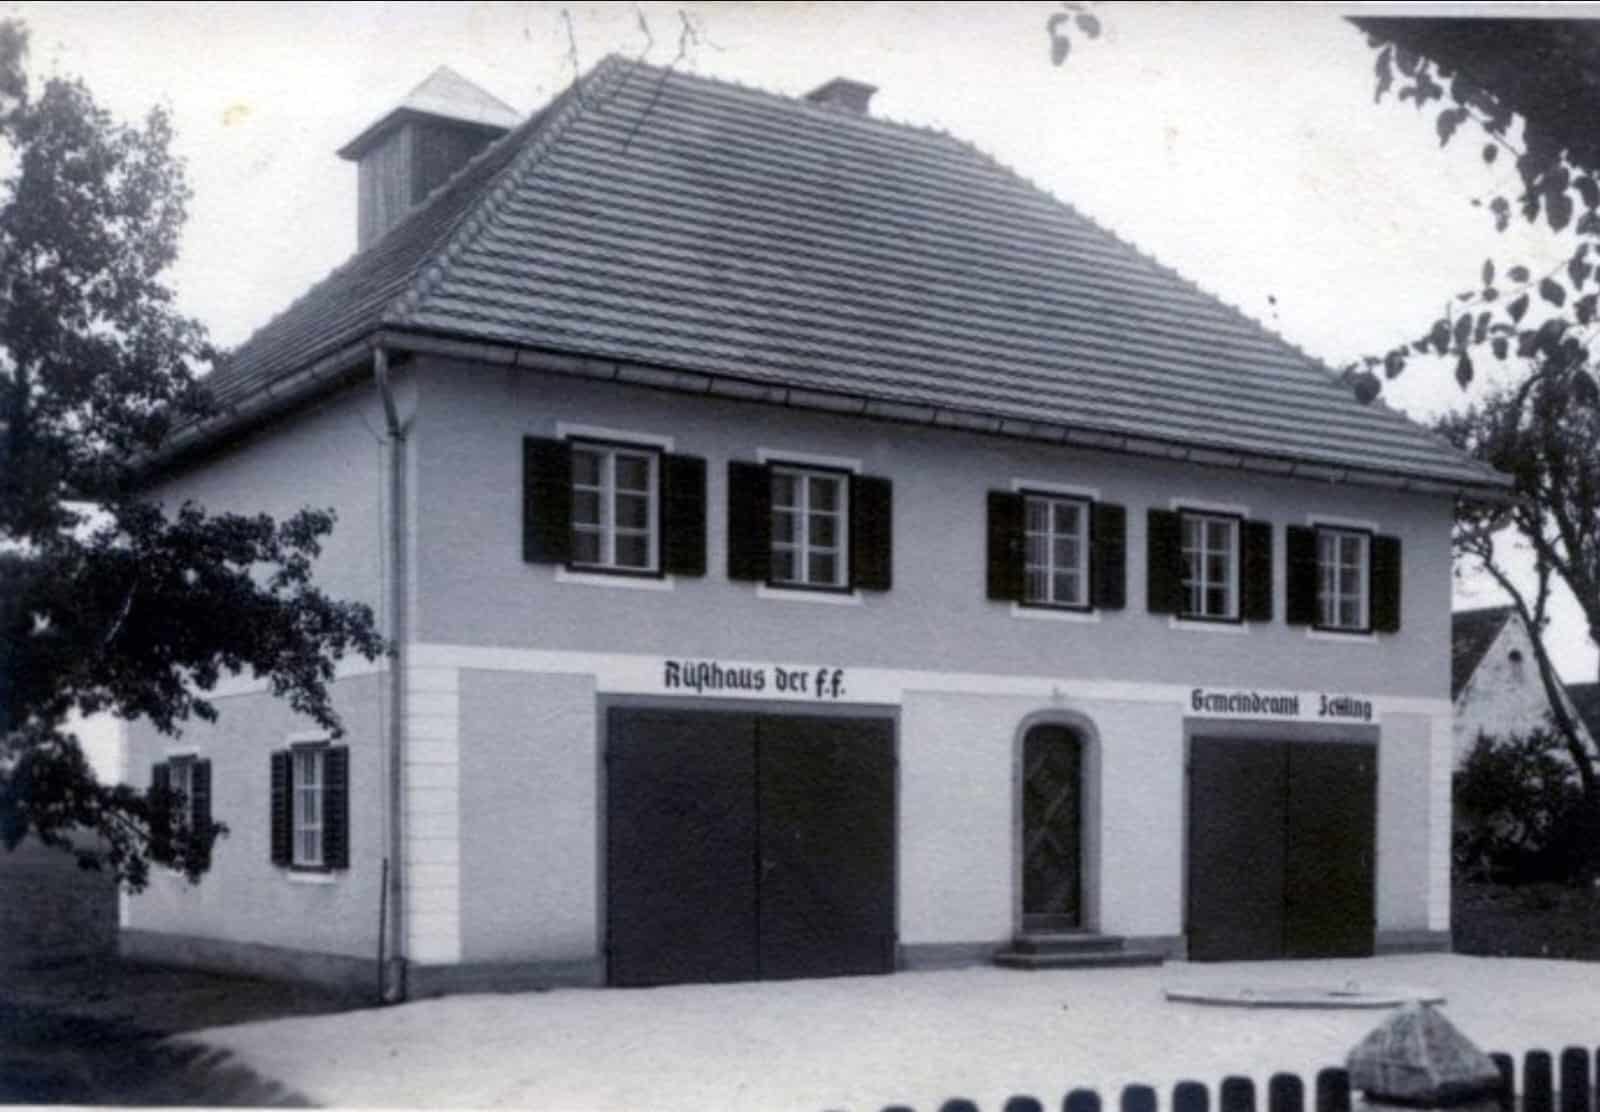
[197,56,1508,496]
[1452,606,1515,700]
[1569,682,1600,744]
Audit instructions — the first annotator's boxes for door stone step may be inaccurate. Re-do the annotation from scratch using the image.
[994,932,1165,970]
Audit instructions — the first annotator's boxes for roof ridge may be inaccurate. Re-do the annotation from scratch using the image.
[1453,604,1516,619]
[386,56,634,326]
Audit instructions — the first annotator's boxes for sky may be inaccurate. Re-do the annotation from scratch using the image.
[4,0,1596,684]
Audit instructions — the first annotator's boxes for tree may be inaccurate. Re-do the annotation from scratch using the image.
[1437,363,1600,870]
[0,20,384,889]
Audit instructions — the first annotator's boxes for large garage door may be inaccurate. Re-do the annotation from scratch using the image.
[1188,736,1375,961]
[606,708,895,987]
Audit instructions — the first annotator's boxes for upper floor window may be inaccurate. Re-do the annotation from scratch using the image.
[571,442,659,574]
[1180,511,1239,621]
[1317,528,1370,632]
[1023,493,1090,609]
[770,466,849,590]
[1286,523,1402,634]
[522,435,706,579]
[727,459,892,593]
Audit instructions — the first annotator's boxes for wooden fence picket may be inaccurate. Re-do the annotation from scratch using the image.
[1313,1068,1350,1112]
[1065,1087,1102,1112]
[1000,1096,1043,1112]
[1173,1080,1209,1112]
[1219,1075,1255,1112]
[1560,1047,1590,1112]
[1526,1050,1555,1112]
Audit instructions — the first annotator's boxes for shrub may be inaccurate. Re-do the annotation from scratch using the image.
[1453,729,1597,884]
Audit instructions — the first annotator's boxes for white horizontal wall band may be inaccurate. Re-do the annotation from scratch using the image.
[406,667,459,695]
[205,657,386,700]
[410,642,1451,722]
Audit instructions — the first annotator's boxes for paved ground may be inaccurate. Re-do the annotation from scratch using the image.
[0,955,366,1105]
[190,954,1600,1111]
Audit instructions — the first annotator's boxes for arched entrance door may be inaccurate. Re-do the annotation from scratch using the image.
[1022,723,1083,931]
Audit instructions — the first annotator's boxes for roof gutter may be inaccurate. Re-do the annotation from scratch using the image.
[373,328,1517,505]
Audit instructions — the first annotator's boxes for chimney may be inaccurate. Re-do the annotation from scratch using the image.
[804,77,877,115]
[338,66,520,249]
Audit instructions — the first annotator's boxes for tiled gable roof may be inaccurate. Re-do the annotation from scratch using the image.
[1451,606,1516,700]
[206,56,1507,494]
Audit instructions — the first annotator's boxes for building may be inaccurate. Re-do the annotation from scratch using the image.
[1451,605,1596,762]
[121,59,1511,996]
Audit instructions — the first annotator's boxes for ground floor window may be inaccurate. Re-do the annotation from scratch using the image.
[271,743,349,872]
[293,747,325,869]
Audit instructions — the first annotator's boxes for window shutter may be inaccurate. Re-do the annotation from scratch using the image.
[1146,509,1182,613]
[192,759,212,835]
[986,491,1025,601]
[1371,534,1403,633]
[149,762,172,862]
[661,453,707,577]
[849,474,893,591]
[1091,502,1126,610]
[522,437,572,564]
[1285,526,1319,626]
[323,746,350,870]
[270,751,291,867]
[1241,519,1274,623]
[726,461,772,582]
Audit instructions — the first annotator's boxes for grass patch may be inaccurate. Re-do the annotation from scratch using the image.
[1453,881,1600,960]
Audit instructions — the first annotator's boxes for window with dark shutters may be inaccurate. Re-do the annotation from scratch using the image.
[986,491,1026,601]
[191,759,212,836]
[849,474,893,591]
[1145,508,1182,614]
[1241,520,1274,623]
[660,454,707,577]
[323,746,350,871]
[270,750,292,867]
[1285,525,1320,626]
[1371,534,1403,633]
[727,461,772,582]
[522,437,572,564]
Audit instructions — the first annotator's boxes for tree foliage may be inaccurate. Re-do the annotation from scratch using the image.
[1347,20,1600,406]
[0,20,385,889]
[1453,728,1594,884]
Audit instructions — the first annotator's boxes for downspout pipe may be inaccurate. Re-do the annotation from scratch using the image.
[374,343,408,1003]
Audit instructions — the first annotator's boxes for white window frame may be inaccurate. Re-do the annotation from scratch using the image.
[568,440,661,576]
[1021,492,1091,610]
[167,755,196,829]
[1316,526,1372,633]
[291,745,326,871]
[768,464,850,591]
[1179,510,1240,622]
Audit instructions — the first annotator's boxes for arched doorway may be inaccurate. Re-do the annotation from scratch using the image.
[1021,723,1084,931]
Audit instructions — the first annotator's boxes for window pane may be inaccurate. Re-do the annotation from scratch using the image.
[614,533,649,569]
[614,454,650,492]
[1183,549,1202,587]
[1206,553,1228,585]
[771,472,798,508]
[771,508,796,543]
[809,475,839,512]
[1339,565,1359,598]
[1340,596,1361,629]
[1054,502,1081,537]
[615,493,650,530]
[1025,568,1047,602]
[572,490,601,526]
[1206,585,1228,616]
[810,512,837,548]
[1026,499,1049,532]
[1053,536,1079,570]
[1185,581,1204,614]
[1206,519,1232,551]
[808,551,838,585]
[771,547,797,583]
[571,449,601,487]
[1054,571,1081,606]
[1181,515,1200,549]
[1025,534,1047,569]
[571,529,601,565]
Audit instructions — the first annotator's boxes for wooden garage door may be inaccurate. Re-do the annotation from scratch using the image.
[1188,736,1375,962]
[606,708,895,987]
